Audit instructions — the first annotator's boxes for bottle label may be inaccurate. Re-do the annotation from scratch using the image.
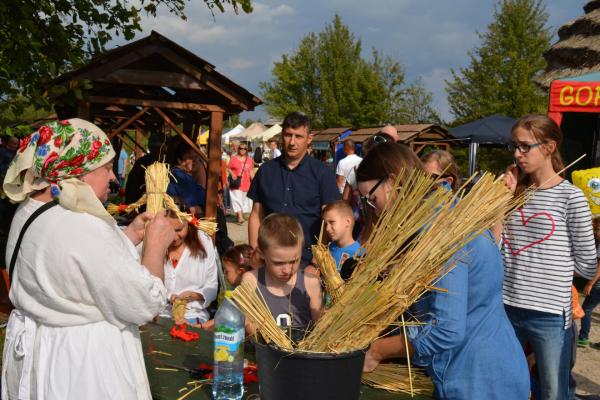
[214,325,244,363]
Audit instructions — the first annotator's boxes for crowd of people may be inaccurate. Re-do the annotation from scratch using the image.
[0,110,599,400]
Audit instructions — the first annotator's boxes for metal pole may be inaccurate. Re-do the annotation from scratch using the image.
[468,142,479,176]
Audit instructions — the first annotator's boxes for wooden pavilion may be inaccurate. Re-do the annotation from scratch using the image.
[50,31,262,219]
[347,124,453,154]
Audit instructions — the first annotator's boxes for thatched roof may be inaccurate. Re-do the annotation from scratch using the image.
[537,1,600,88]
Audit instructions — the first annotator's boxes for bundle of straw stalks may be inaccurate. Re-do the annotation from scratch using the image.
[145,162,171,214]
[106,162,218,236]
[362,364,433,396]
[232,281,293,351]
[232,169,526,356]
[311,242,344,304]
[299,171,525,353]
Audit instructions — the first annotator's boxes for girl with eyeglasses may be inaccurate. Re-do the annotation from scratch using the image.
[356,142,528,399]
[502,114,596,400]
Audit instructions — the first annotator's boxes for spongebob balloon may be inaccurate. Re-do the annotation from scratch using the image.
[573,167,600,216]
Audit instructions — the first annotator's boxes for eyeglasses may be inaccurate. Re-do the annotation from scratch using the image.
[359,175,387,211]
[510,142,544,154]
[239,147,248,151]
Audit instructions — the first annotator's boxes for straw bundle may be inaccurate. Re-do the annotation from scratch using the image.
[145,162,171,214]
[231,281,293,351]
[362,364,433,396]
[106,162,218,236]
[312,242,344,304]
[299,172,524,353]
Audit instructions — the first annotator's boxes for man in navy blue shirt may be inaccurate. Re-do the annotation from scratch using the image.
[247,112,340,265]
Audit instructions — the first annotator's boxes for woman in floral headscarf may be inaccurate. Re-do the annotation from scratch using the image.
[2,119,176,400]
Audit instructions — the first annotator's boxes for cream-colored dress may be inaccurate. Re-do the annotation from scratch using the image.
[2,198,167,400]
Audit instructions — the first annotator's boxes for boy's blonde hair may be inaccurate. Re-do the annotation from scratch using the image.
[258,213,304,251]
[323,200,355,225]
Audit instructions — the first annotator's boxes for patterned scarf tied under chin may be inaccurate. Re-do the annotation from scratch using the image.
[3,118,116,223]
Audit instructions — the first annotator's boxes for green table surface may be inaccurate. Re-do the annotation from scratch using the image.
[141,318,429,399]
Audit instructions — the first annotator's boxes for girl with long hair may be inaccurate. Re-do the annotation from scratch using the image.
[503,114,596,399]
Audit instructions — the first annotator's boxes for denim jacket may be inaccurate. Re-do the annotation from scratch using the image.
[407,230,529,399]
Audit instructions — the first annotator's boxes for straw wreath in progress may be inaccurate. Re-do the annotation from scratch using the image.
[107,162,218,236]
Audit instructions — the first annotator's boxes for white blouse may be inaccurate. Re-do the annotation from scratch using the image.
[3,198,167,400]
[161,231,218,322]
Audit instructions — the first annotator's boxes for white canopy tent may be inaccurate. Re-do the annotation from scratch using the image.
[221,124,245,143]
[255,124,282,142]
[235,122,267,140]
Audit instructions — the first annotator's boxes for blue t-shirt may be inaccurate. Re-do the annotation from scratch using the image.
[167,167,206,209]
[248,154,340,263]
[329,241,361,271]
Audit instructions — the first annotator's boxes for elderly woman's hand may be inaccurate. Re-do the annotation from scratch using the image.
[145,213,176,251]
[141,213,176,281]
[123,212,153,246]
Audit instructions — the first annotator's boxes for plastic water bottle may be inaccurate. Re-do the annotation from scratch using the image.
[212,290,245,400]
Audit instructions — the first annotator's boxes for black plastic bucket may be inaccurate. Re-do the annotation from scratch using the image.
[254,341,366,400]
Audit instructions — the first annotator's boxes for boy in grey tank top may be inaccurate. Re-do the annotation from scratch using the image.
[241,214,323,335]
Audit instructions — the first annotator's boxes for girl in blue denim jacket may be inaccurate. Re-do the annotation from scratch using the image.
[357,142,529,399]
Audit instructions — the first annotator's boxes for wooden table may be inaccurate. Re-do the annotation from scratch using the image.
[141,318,429,399]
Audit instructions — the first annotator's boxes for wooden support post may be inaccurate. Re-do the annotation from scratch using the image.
[153,107,208,163]
[108,107,149,139]
[206,111,223,221]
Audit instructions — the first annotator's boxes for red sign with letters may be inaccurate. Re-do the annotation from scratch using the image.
[548,80,600,125]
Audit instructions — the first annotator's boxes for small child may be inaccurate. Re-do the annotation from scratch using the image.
[323,200,361,271]
[222,244,254,288]
[202,244,254,331]
[242,213,323,332]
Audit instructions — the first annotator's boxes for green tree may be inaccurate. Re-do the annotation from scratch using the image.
[0,0,253,126]
[260,15,439,128]
[445,0,551,124]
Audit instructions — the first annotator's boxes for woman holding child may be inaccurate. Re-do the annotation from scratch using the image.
[357,142,529,399]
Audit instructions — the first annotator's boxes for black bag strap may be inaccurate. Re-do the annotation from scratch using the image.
[9,201,58,286]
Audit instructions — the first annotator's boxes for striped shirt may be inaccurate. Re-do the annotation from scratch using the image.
[502,180,596,328]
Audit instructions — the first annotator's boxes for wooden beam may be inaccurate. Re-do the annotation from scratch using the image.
[97,69,208,90]
[206,111,223,221]
[156,47,250,111]
[108,107,149,139]
[89,96,225,113]
[153,107,208,163]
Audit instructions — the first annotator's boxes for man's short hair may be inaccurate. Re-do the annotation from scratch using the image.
[282,112,311,132]
[343,139,355,151]
[323,200,355,223]
[258,213,304,251]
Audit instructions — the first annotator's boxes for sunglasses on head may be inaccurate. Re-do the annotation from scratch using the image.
[509,141,545,154]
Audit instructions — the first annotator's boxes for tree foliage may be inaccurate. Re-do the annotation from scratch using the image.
[260,15,440,128]
[0,0,253,128]
[445,0,551,125]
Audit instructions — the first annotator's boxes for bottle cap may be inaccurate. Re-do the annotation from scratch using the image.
[225,290,234,299]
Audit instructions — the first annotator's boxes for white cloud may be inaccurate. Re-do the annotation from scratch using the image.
[418,68,453,122]
[226,57,257,70]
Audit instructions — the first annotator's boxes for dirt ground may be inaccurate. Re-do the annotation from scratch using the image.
[226,220,600,398]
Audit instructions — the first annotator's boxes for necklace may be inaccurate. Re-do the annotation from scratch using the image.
[169,245,185,269]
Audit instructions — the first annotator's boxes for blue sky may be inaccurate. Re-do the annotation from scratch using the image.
[135,0,587,123]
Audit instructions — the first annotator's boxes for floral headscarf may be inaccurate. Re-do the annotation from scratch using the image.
[3,118,116,222]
